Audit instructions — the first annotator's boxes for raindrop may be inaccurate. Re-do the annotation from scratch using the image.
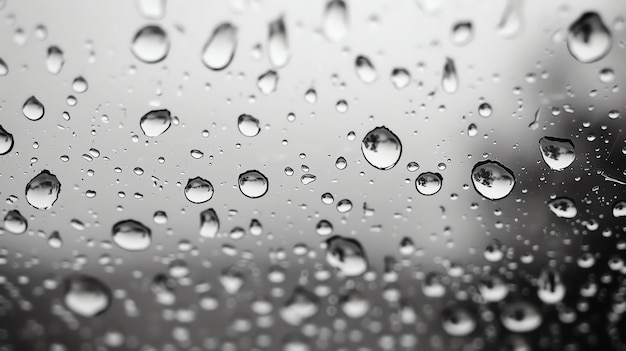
[441,306,476,336]
[547,197,577,218]
[238,170,269,198]
[316,220,333,236]
[4,210,27,234]
[23,96,45,121]
[415,172,443,196]
[0,125,14,155]
[324,235,368,277]
[478,275,508,302]
[220,266,244,294]
[202,23,238,71]
[613,201,626,217]
[72,76,88,93]
[468,123,477,137]
[153,211,167,224]
[151,274,175,305]
[407,162,419,172]
[237,114,260,137]
[498,0,523,38]
[200,208,219,238]
[471,160,515,200]
[249,219,262,236]
[323,0,348,42]
[599,68,614,83]
[301,174,317,185]
[451,21,473,46]
[361,126,402,170]
[441,57,458,94]
[478,102,492,117]
[268,16,289,68]
[567,12,612,63]
[390,68,411,89]
[539,136,575,171]
[0,58,7,76]
[336,199,352,213]
[335,100,348,112]
[335,156,347,170]
[355,55,377,84]
[184,177,214,204]
[48,231,63,248]
[257,70,278,94]
[135,0,166,19]
[25,170,61,210]
[304,88,317,103]
[280,287,320,326]
[537,268,566,304]
[422,272,445,297]
[63,275,112,317]
[140,109,171,137]
[111,219,152,251]
[46,46,64,74]
[500,301,542,333]
[340,290,370,318]
[131,25,169,63]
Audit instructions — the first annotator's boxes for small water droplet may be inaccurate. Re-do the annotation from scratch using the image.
[441,306,476,336]
[23,96,45,121]
[25,170,61,210]
[547,197,577,218]
[336,199,352,213]
[0,58,8,76]
[4,210,27,234]
[268,16,289,68]
[471,160,515,200]
[46,46,64,74]
[468,123,477,137]
[567,12,612,63]
[135,0,166,19]
[361,126,402,170]
[202,23,238,71]
[63,275,112,317]
[72,76,88,93]
[478,102,492,117]
[112,219,152,251]
[539,136,575,171]
[415,172,443,196]
[355,55,377,84]
[498,0,524,38]
[199,208,219,238]
[300,174,317,185]
[184,177,214,203]
[257,70,278,94]
[237,114,260,137]
[131,25,169,63]
[612,201,626,217]
[238,170,269,198]
[451,21,473,46]
[325,235,368,277]
[0,125,14,155]
[323,0,348,42]
[140,109,171,137]
[390,68,411,89]
[48,231,63,248]
[441,57,458,94]
[500,301,542,333]
[537,268,566,304]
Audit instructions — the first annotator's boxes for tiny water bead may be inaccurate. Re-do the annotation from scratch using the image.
[112,219,152,251]
[131,25,169,63]
[471,160,515,200]
[25,170,61,210]
[63,275,112,317]
[325,235,368,277]
[238,170,268,198]
[567,12,612,63]
[361,126,402,170]
[140,109,171,137]
[184,177,214,203]
[202,23,238,71]
[23,96,45,121]
[415,172,443,196]
[539,136,575,171]
[237,114,260,137]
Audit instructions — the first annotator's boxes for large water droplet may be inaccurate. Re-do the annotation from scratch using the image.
[25,170,61,210]
[268,16,289,68]
[202,23,238,71]
[537,268,566,304]
[441,57,458,93]
[257,70,278,94]
[441,306,476,336]
[478,275,508,302]
[415,172,443,196]
[325,235,368,277]
[498,0,523,38]
[4,210,27,234]
[613,201,626,218]
[471,160,515,200]
[140,109,171,137]
[280,287,320,326]
[63,275,112,317]
[46,46,64,74]
[361,126,402,170]
[547,197,577,218]
[131,25,169,64]
[238,170,269,198]
[0,125,14,155]
[23,96,45,121]
[135,0,166,19]
[500,301,542,333]
[539,136,575,171]
[200,208,219,238]
[237,114,260,137]
[355,55,377,84]
[567,12,612,63]
[451,21,473,46]
[323,0,348,42]
[112,219,152,251]
[184,177,214,203]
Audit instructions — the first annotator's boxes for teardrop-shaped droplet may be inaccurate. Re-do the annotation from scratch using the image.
[325,235,368,277]
[25,170,61,210]
[23,96,45,121]
[355,55,377,84]
[539,136,575,171]
[46,46,64,74]
[451,21,473,46]
[498,0,523,38]
[441,57,458,94]
[220,266,245,294]
[500,301,542,333]
[0,125,14,155]
[567,12,612,63]
[238,170,269,198]
[48,231,63,248]
[111,219,152,251]
[237,114,260,137]
[537,268,566,304]
[184,177,214,203]
[131,25,169,63]
[202,23,238,71]
[4,210,27,234]
[323,0,348,42]
[0,58,8,76]
[390,68,411,89]
[268,16,289,68]
[415,172,443,196]
[471,160,515,200]
[200,208,219,238]
[280,287,320,326]
[441,306,476,337]
[547,197,577,218]
[64,275,112,317]
[135,0,166,19]
[151,273,176,305]
[257,70,278,94]
[72,76,88,93]
[361,126,402,170]
[140,109,171,137]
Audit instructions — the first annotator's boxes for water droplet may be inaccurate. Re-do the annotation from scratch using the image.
[340,290,369,318]
[0,58,8,76]
[415,172,443,196]
[23,96,45,121]
[422,272,445,297]
[202,23,238,71]
[500,301,542,333]
[441,57,458,94]
[257,70,278,94]
[4,210,27,234]
[304,88,317,103]
[220,266,244,294]
[335,156,347,170]
[599,68,615,83]
[355,55,377,84]
[72,76,88,93]
[63,275,112,317]
[48,231,63,248]
[539,136,575,171]
[478,102,492,117]
[390,68,411,89]
[184,177,214,203]
[135,0,166,19]
[361,126,402,170]
[131,25,169,63]
[407,161,419,172]
[441,306,476,336]
[140,109,171,137]
[471,160,515,200]
[153,210,167,224]
[335,100,348,113]
[280,287,320,325]
[111,219,152,251]
[268,16,289,68]
[336,199,352,213]
[316,220,333,236]
[612,201,626,217]
[468,123,477,137]
[46,46,64,74]
[498,0,523,38]
[25,170,61,210]
[451,21,473,46]
[547,197,577,218]
[567,12,612,63]
[537,268,566,304]
[0,125,14,155]
[237,114,260,137]
[238,170,269,198]
[151,273,176,305]
[325,235,368,277]
[323,0,348,42]
[199,208,219,238]
[478,275,508,302]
